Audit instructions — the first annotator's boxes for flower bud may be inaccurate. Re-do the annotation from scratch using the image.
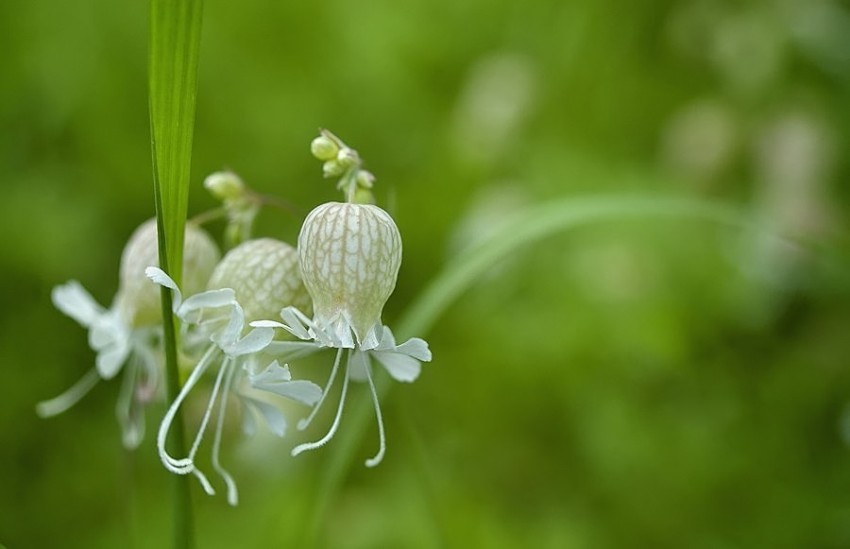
[322,159,345,178]
[298,202,402,346]
[117,219,221,327]
[206,238,311,323]
[204,171,245,202]
[336,148,359,169]
[356,170,375,189]
[311,135,340,161]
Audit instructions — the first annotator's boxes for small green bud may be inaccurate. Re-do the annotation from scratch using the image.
[204,171,245,202]
[323,159,345,178]
[336,148,359,170]
[356,170,375,189]
[311,135,340,161]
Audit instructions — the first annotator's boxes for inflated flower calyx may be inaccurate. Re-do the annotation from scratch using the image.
[206,238,312,323]
[298,202,402,348]
[116,218,221,327]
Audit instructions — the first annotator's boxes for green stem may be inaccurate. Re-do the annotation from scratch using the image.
[151,119,195,549]
[306,193,766,543]
[161,283,195,549]
[153,161,194,548]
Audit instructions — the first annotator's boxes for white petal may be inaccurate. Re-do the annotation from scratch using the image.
[145,266,176,290]
[244,398,288,437]
[374,325,396,350]
[179,289,236,318]
[329,315,356,349]
[251,360,292,382]
[358,322,382,351]
[279,307,313,341]
[265,340,324,361]
[224,327,273,356]
[241,400,257,436]
[395,337,432,362]
[214,304,246,348]
[52,281,104,327]
[145,266,182,309]
[372,350,422,382]
[252,378,323,406]
[96,339,130,379]
[193,311,231,335]
[88,312,125,351]
[250,320,288,329]
[311,324,336,347]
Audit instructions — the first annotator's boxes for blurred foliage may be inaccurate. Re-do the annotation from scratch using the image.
[1,0,850,547]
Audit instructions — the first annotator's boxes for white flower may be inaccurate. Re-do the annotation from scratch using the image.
[299,202,402,349]
[146,238,322,505]
[253,202,432,467]
[37,219,220,449]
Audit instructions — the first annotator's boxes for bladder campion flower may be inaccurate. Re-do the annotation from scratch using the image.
[37,219,220,448]
[257,202,432,466]
[253,131,431,467]
[148,238,322,505]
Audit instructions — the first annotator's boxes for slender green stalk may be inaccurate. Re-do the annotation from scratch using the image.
[148,0,204,546]
[157,278,194,549]
[305,194,767,543]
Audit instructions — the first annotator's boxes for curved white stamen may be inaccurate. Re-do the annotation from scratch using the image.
[212,363,239,506]
[191,468,216,497]
[157,345,217,475]
[362,354,386,468]
[297,347,344,431]
[116,357,142,449]
[185,355,231,471]
[291,352,351,457]
[36,368,100,417]
[134,334,160,401]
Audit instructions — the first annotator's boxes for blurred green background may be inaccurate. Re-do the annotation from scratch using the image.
[2,0,850,547]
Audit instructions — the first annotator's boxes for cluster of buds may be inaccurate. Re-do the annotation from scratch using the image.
[311,129,377,204]
[39,130,431,504]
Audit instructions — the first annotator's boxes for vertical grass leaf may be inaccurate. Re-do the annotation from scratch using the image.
[148,0,204,547]
[149,0,203,285]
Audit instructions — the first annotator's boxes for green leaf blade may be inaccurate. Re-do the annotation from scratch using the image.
[148,0,204,547]
[149,0,203,284]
